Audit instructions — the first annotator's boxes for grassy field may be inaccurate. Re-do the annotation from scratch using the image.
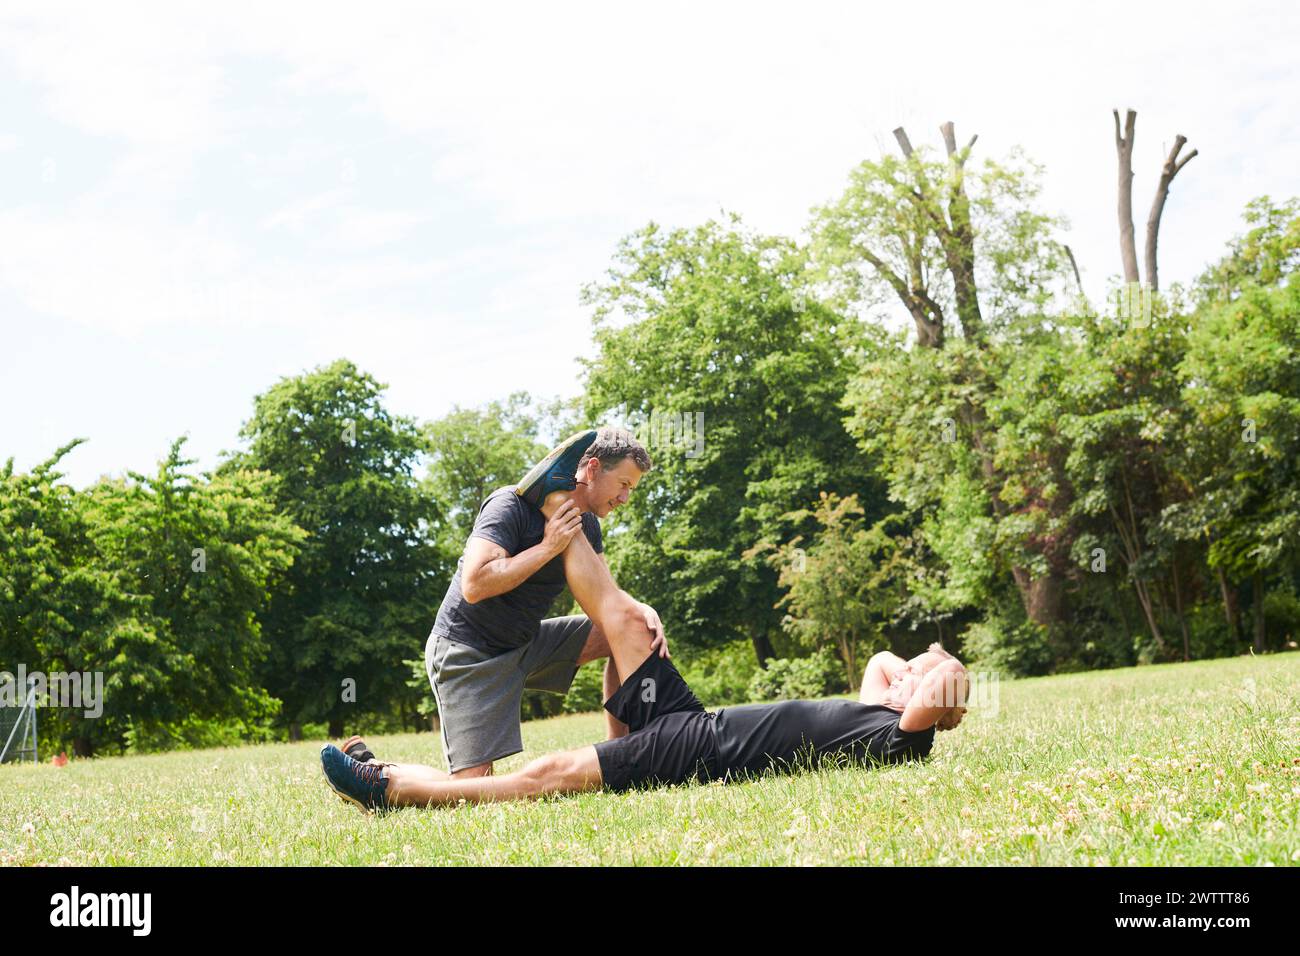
[3,653,1298,866]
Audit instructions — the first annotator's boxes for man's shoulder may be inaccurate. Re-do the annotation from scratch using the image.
[479,485,525,513]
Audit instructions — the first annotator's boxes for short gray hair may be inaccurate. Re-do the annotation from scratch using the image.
[578,426,652,473]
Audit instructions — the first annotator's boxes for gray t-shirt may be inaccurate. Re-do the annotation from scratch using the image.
[431,486,603,654]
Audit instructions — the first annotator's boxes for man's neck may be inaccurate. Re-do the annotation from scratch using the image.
[540,488,590,520]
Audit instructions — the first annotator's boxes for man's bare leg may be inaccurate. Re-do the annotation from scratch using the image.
[383,746,604,808]
[558,531,656,681]
[539,490,656,682]
[603,657,629,738]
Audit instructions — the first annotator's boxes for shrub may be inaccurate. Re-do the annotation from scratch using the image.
[746,646,844,702]
[676,642,762,706]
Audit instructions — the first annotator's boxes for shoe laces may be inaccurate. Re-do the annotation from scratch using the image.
[352,757,384,787]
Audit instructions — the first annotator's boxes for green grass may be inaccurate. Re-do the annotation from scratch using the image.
[3,654,1298,865]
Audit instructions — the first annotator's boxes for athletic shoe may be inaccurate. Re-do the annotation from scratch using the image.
[515,428,598,509]
[320,744,390,813]
[342,734,376,764]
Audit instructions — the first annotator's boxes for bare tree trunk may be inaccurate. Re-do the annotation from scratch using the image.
[939,121,984,342]
[1114,109,1141,284]
[1253,571,1267,653]
[751,626,776,666]
[289,723,303,742]
[1172,558,1192,662]
[1216,566,1242,644]
[892,123,983,343]
[1064,244,1084,297]
[1144,135,1198,291]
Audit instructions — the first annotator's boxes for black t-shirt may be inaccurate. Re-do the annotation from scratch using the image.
[712,698,935,778]
[431,486,603,654]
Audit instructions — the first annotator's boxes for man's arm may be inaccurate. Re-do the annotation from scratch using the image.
[461,502,585,603]
[898,660,968,733]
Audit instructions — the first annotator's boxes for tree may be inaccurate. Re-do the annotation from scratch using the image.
[223,359,448,738]
[1112,108,1198,292]
[0,442,125,755]
[811,122,1071,346]
[1,439,302,756]
[815,123,1077,636]
[746,493,905,690]
[580,216,883,663]
[421,392,547,556]
[79,439,302,752]
[1172,198,1300,652]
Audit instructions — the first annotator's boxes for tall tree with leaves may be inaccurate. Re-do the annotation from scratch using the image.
[2,439,302,755]
[223,360,447,738]
[580,216,883,663]
[814,124,1076,636]
[421,392,547,557]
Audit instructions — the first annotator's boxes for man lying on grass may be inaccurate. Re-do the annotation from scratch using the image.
[320,644,968,812]
[322,460,967,812]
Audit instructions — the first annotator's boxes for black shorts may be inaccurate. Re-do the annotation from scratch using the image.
[592,653,719,792]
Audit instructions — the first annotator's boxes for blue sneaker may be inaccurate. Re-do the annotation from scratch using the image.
[515,429,598,509]
[320,744,390,813]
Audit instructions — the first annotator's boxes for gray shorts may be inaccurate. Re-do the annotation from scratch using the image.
[425,615,593,773]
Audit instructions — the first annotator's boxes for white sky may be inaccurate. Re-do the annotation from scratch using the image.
[2,1,1296,485]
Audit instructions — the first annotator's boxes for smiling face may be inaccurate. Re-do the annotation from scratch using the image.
[579,456,645,518]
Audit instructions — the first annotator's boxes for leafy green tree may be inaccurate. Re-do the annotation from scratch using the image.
[747,493,903,690]
[223,359,448,738]
[1,439,302,755]
[816,130,1077,638]
[79,439,302,753]
[810,129,1071,345]
[1171,197,1300,651]
[0,442,126,755]
[421,391,546,556]
[580,216,884,663]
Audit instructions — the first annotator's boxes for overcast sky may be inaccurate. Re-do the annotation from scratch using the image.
[2,1,1296,486]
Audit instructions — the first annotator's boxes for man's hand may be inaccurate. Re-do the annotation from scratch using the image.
[640,602,669,658]
[541,499,585,556]
[936,706,966,731]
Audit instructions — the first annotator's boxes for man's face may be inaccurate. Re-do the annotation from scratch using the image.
[581,457,644,518]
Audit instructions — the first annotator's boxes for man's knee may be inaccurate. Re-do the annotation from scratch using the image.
[610,599,652,648]
[521,752,571,789]
[450,762,493,779]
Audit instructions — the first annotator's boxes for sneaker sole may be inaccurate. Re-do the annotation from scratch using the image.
[516,430,596,503]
